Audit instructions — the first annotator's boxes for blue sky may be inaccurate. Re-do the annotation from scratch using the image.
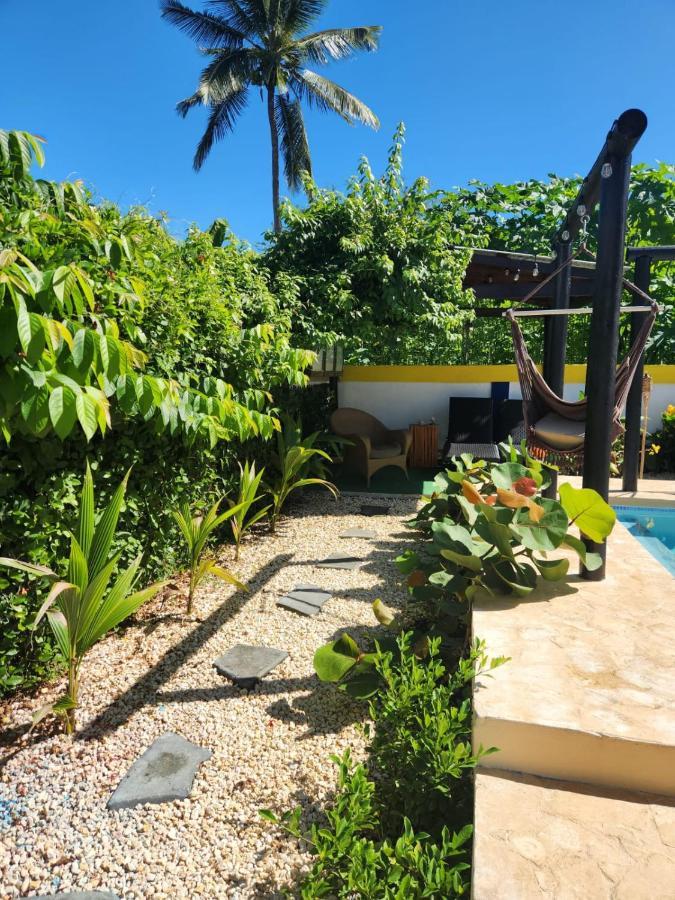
[1,0,673,245]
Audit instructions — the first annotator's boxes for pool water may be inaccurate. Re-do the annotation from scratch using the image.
[615,506,675,577]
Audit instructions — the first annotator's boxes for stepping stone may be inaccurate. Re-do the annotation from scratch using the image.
[286,584,332,607]
[277,583,332,616]
[277,595,322,617]
[360,504,391,517]
[213,644,288,688]
[25,895,119,900]
[316,552,364,570]
[107,732,211,810]
[340,528,377,539]
[27,894,120,900]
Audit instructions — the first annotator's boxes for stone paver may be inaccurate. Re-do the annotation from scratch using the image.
[285,584,332,606]
[276,596,322,616]
[316,552,364,570]
[213,644,288,688]
[339,528,377,539]
[107,733,211,810]
[360,504,391,517]
[26,893,120,899]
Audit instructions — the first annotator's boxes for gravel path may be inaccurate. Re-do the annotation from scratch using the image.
[0,491,420,899]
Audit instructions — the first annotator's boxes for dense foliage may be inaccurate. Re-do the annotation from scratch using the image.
[264,126,477,364]
[446,163,675,364]
[0,129,313,695]
[265,130,674,365]
[645,403,675,474]
[265,636,501,898]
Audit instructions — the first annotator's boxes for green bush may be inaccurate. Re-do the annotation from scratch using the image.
[645,404,675,474]
[264,635,498,898]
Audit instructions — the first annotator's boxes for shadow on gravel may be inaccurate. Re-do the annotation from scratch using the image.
[76,552,294,742]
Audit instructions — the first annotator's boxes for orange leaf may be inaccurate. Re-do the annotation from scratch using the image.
[407,569,427,588]
[484,494,497,506]
[497,488,544,523]
[462,480,483,505]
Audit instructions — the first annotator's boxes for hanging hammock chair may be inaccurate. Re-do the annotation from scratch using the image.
[506,240,659,458]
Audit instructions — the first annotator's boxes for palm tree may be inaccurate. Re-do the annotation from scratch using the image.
[161,0,381,232]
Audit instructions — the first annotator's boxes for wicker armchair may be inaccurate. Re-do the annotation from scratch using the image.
[330,408,412,487]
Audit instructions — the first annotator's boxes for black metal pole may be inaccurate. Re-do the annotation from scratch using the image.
[581,115,646,580]
[621,254,651,492]
[542,239,572,499]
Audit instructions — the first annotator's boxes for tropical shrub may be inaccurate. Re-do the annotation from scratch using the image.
[0,464,164,733]
[264,635,501,897]
[264,125,478,365]
[645,403,675,473]
[313,452,615,698]
[172,499,246,614]
[0,127,314,696]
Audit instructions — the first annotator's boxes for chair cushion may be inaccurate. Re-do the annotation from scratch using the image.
[370,442,402,459]
[533,412,585,451]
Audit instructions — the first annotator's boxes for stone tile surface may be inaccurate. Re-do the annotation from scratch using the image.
[107,732,211,810]
[285,584,332,606]
[26,895,119,900]
[276,596,321,616]
[316,553,364,570]
[339,528,377,539]
[473,770,675,900]
[213,644,288,687]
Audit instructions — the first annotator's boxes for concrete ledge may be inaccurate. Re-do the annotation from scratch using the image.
[475,718,675,797]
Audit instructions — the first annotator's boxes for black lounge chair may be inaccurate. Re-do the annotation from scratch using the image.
[442,397,499,462]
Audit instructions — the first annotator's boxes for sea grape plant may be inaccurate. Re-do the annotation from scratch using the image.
[313,454,616,698]
[0,463,165,733]
[172,498,246,614]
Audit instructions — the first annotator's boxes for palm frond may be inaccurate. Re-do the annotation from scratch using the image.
[193,88,250,169]
[282,0,327,32]
[294,70,379,129]
[275,94,311,190]
[207,0,266,39]
[160,0,245,47]
[294,26,381,64]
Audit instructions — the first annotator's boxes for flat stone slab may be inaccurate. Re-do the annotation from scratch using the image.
[316,552,364,570]
[26,894,120,899]
[286,584,332,607]
[277,595,322,616]
[107,732,211,810]
[340,528,377,539]
[213,644,288,688]
[360,504,391,517]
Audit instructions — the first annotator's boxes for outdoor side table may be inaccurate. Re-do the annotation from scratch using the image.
[409,423,438,467]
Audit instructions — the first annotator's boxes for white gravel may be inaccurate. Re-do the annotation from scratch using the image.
[0,491,420,899]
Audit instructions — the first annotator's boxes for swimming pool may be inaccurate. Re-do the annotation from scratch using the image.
[615,506,675,577]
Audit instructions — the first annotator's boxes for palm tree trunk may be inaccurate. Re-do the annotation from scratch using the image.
[266,82,281,233]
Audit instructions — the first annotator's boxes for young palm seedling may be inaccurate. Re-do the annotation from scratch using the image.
[172,498,246,614]
[269,445,338,533]
[0,464,165,734]
[229,461,271,560]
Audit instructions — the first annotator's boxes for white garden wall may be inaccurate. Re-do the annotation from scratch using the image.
[337,365,674,448]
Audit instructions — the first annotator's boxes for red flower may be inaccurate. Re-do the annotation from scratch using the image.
[512,476,537,497]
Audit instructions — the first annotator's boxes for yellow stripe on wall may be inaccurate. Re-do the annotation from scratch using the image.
[341,364,675,385]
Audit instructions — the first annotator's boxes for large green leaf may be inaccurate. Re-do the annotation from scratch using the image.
[87,469,130,576]
[313,633,360,683]
[75,392,98,441]
[558,483,616,543]
[533,556,569,581]
[490,462,531,490]
[514,501,568,552]
[48,386,77,440]
[561,534,603,571]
